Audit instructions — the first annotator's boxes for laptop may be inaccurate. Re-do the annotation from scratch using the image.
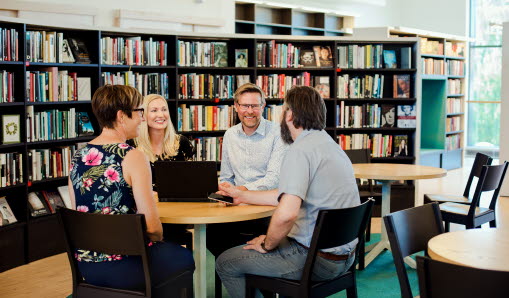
[153,161,218,202]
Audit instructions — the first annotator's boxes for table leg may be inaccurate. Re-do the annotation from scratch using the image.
[364,180,392,267]
[193,224,207,298]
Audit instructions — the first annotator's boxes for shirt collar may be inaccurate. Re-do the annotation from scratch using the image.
[237,117,267,137]
[293,129,317,144]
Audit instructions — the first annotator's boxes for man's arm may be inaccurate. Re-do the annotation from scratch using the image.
[243,193,301,253]
[218,183,279,206]
[218,134,235,185]
[243,134,287,191]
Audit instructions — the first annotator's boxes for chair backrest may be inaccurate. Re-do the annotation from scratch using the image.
[463,152,492,198]
[300,199,374,287]
[468,162,509,214]
[58,208,151,297]
[383,203,444,298]
[344,149,371,164]
[417,256,509,298]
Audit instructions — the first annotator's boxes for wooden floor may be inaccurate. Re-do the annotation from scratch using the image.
[1,161,508,298]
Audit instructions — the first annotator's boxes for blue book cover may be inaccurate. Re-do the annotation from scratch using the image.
[383,50,397,68]
[77,111,94,136]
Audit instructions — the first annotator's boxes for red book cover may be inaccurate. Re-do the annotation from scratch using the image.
[213,106,218,131]
[6,29,11,61]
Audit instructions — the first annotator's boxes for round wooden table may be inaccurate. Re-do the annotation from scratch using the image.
[428,228,509,271]
[157,202,276,298]
[352,163,446,268]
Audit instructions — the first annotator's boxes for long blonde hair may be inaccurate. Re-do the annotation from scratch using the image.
[135,94,180,162]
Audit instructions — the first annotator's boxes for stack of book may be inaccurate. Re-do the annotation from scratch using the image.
[101,36,167,66]
[337,74,385,98]
[178,41,227,67]
[26,106,77,142]
[0,27,19,61]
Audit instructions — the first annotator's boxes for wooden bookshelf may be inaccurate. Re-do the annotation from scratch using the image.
[235,1,354,36]
[0,18,418,272]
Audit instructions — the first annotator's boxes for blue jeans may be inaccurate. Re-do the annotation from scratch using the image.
[78,241,195,291]
[216,237,355,298]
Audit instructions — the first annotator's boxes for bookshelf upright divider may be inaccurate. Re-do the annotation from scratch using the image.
[0,18,419,272]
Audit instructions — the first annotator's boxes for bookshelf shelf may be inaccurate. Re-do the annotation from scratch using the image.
[447,75,465,79]
[421,54,445,59]
[0,183,26,191]
[447,94,465,97]
[0,143,25,149]
[336,128,416,132]
[0,102,25,106]
[27,136,95,146]
[30,177,68,186]
[27,62,99,68]
[337,68,417,72]
[338,98,417,103]
[100,65,175,69]
[256,67,334,71]
[177,66,255,71]
[446,112,464,117]
[26,101,92,105]
[0,61,24,65]
[445,56,466,60]
[179,130,228,134]
[422,74,447,80]
[446,130,464,135]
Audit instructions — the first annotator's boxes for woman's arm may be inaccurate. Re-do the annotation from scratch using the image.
[123,149,163,241]
[68,177,76,210]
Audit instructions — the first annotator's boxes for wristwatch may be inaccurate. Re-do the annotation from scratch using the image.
[261,239,274,252]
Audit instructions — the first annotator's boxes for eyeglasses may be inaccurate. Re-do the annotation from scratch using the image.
[237,104,263,111]
[132,108,144,117]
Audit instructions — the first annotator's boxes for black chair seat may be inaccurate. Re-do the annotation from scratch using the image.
[423,193,470,205]
[359,190,382,198]
[440,202,493,217]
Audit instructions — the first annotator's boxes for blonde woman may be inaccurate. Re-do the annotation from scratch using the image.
[129,94,195,191]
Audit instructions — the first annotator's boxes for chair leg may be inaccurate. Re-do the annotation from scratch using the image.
[358,236,365,270]
[346,275,358,298]
[444,221,450,232]
[365,215,371,242]
[245,284,255,298]
[490,219,497,228]
[215,272,222,298]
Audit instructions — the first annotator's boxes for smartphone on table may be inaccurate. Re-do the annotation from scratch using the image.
[208,193,234,204]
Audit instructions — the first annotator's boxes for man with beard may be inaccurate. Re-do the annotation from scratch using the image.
[215,86,360,298]
[207,83,287,294]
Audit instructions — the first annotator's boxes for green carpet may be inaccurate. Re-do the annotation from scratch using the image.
[207,234,420,298]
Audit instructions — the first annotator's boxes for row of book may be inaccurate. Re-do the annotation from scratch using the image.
[26,31,89,63]
[0,28,18,61]
[448,79,463,95]
[178,104,236,132]
[102,71,170,98]
[447,60,465,76]
[446,116,462,132]
[0,152,23,188]
[28,186,72,218]
[255,73,329,99]
[337,74,385,99]
[178,74,250,100]
[26,108,94,142]
[257,41,334,68]
[26,68,91,102]
[420,38,444,55]
[336,103,416,128]
[28,146,77,182]
[263,105,284,124]
[422,58,445,75]
[0,71,14,103]
[191,136,223,162]
[446,98,462,114]
[446,134,461,150]
[178,41,228,67]
[338,134,410,158]
[101,36,168,66]
[337,44,384,69]
[445,42,466,58]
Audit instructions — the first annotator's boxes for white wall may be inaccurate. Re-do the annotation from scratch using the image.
[500,22,509,195]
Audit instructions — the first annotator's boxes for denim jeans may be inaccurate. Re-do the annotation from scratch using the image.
[216,237,355,298]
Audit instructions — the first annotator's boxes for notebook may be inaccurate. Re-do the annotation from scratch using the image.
[153,161,218,202]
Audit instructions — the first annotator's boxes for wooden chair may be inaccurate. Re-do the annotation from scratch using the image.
[383,203,444,298]
[424,152,492,205]
[344,149,381,269]
[245,199,374,298]
[440,162,508,232]
[416,256,509,298]
[58,208,193,298]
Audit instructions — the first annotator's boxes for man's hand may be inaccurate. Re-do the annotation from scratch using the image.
[218,183,244,205]
[244,235,268,253]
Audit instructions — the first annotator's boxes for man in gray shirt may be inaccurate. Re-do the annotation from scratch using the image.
[207,83,287,259]
[216,86,360,298]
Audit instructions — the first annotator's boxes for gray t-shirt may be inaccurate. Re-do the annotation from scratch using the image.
[278,129,360,255]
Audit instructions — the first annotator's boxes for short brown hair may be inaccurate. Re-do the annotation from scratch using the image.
[284,86,326,130]
[92,85,143,129]
[234,83,265,104]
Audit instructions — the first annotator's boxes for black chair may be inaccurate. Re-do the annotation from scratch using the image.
[384,203,444,298]
[424,152,492,205]
[344,149,381,269]
[416,256,509,298]
[58,208,193,298]
[245,199,374,298]
[440,162,508,232]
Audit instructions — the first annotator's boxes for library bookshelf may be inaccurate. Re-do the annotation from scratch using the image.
[0,18,419,272]
[355,26,468,170]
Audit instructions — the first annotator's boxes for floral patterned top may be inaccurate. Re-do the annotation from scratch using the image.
[69,143,136,262]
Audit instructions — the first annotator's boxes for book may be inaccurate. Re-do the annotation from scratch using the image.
[27,191,48,217]
[393,74,411,98]
[400,47,411,69]
[67,38,91,64]
[62,39,75,63]
[314,45,333,68]
[41,190,66,213]
[300,48,317,67]
[394,135,409,157]
[383,49,397,68]
[214,42,228,67]
[57,185,72,208]
[314,76,330,98]
[77,77,91,101]
[0,196,17,226]
[77,111,94,136]
[235,49,248,67]
[381,105,396,128]
[397,105,416,128]
[2,114,21,144]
